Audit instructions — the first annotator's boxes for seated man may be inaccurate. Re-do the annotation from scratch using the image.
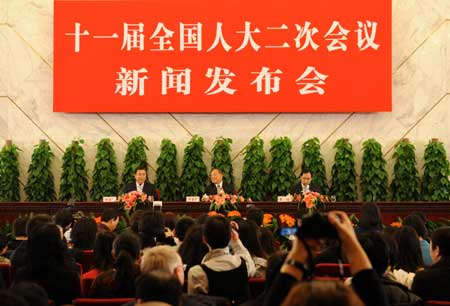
[412,226,450,301]
[290,169,321,195]
[97,208,119,233]
[135,271,182,306]
[188,216,255,304]
[205,168,234,195]
[123,166,158,200]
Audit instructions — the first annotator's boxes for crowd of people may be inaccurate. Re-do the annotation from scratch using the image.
[0,202,447,306]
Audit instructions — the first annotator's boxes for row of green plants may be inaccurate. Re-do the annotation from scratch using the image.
[1,137,449,202]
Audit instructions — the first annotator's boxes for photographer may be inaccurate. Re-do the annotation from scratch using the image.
[263,211,388,306]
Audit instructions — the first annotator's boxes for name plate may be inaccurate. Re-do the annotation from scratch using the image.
[186,196,200,202]
[277,196,292,203]
[102,196,117,202]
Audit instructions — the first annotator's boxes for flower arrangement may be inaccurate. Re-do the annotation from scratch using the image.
[279,214,296,228]
[390,221,402,228]
[118,191,149,212]
[227,210,242,220]
[291,191,329,213]
[206,192,247,213]
[207,211,224,217]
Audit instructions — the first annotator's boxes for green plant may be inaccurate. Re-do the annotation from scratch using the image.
[24,140,56,202]
[59,139,89,201]
[90,138,119,201]
[211,137,234,186]
[390,139,420,201]
[360,139,389,202]
[330,138,357,201]
[0,143,21,202]
[240,136,268,201]
[268,137,296,199]
[180,135,208,198]
[122,136,149,187]
[301,137,329,195]
[156,139,179,201]
[421,139,450,201]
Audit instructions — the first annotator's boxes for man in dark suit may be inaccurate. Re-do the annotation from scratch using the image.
[205,168,234,195]
[290,169,322,195]
[412,226,450,301]
[123,166,158,200]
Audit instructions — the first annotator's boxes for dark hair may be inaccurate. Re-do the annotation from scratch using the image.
[246,206,264,226]
[93,231,116,271]
[431,226,450,257]
[13,218,28,237]
[410,211,427,224]
[395,225,424,272]
[196,214,209,225]
[0,290,29,306]
[266,252,287,290]
[382,228,399,269]
[54,208,74,230]
[113,232,141,296]
[175,216,195,242]
[0,233,8,250]
[130,210,145,234]
[139,211,165,248]
[178,225,208,272]
[210,168,223,175]
[26,215,53,236]
[204,216,231,249]
[27,223,69,271]
[300,168,312,176]
[11,282,49,306]
[359,203,383,231]
[260,227,277,256]
[135,166,147,173]
[358,231,390,276]
[164,212,178,231]
[239,220,268,259]
[135,271,182,306]
[403,214,428,239]
[71,217,97,250]
[101,208,119,223]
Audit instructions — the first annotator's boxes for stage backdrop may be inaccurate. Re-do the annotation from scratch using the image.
[0,0,449,199]
[54,0,391,112]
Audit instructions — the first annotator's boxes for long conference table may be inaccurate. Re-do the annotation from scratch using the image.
[0,201,449,224]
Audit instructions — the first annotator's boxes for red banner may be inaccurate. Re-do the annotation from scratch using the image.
[54,0,391,112]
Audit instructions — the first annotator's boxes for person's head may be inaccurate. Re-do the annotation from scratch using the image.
[396,225,424,272]
[112,232,141,296]
[239,220,267,259]
[203,216,231,249]
[139,211,165,248]
[130,210,145,234]
[358,231,389,276]
[403,214,428,239]
[359,202,383,231]
[164,212,178,232]
[299,169,312,186]
[281,281,364,306]
[26,214,53,236]
[210,168,224,185]
[135,166,147,185]
[27,223,66,268]
[93,231,116,271]
[54,208,74,232]
[11,282,49,306]
[135,271,182,306]
[246,206,264,226]
[430,226,450,263]
[101,208,119,232]
[0,233,8,256]
[71,217,97,250]
[13,217,28,238]
[0,290,29,306]
[141,245,184,285]
[260,227,277,256]
[382,229,399,270]
[174,216,195,242]
[178,225,208,269]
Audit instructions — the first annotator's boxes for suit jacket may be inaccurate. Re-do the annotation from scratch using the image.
[290,183,322,195]
[205,181,234,195]
[123,182,158,200]
[412,257,450,301]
